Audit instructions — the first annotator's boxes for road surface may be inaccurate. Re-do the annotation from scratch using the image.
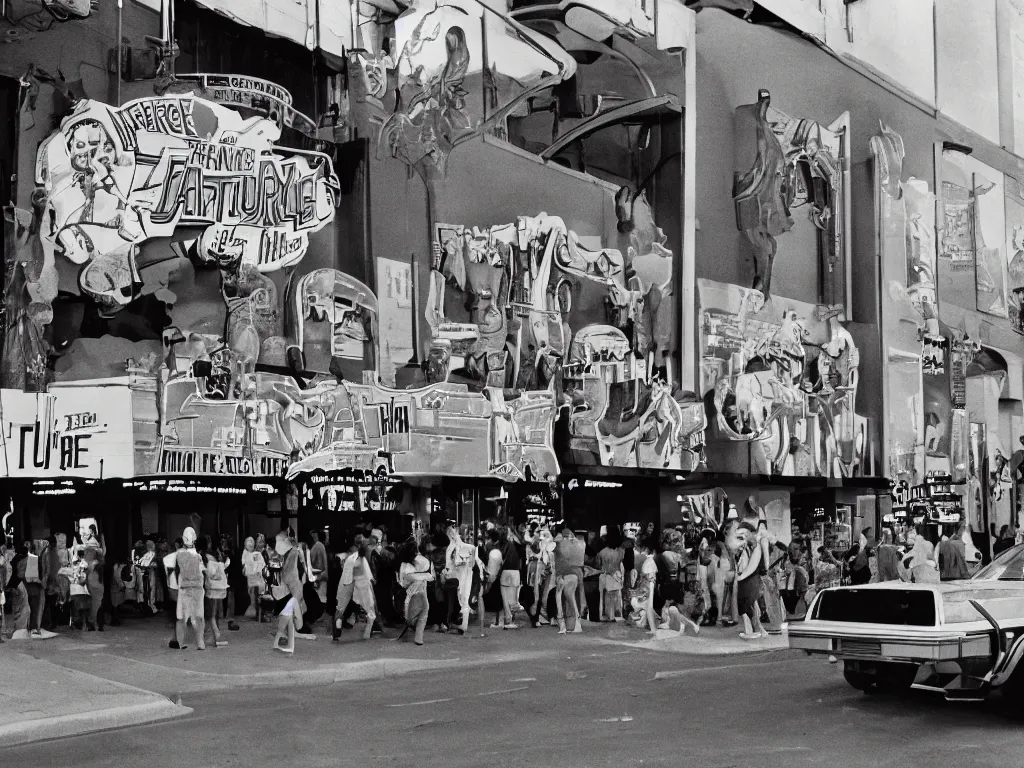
[5,649,1023,767]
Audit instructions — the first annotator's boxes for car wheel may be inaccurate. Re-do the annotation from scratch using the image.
[843,664,872,691]
[844,661,917,694]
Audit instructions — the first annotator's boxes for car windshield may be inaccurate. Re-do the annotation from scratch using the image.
[972,544,1024,581]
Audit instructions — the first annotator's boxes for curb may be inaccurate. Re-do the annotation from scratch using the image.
[63,650,558,691]
[0,699,192,749]
[592,636,790,656]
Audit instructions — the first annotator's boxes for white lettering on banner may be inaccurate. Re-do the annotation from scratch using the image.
[158,446,289,477]
[1,387,135,479]
[378,402,410,435]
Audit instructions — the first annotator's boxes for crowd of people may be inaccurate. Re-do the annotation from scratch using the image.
[4,511,1009,649]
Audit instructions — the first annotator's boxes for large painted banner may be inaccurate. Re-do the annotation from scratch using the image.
[34,95,339,319]
[697,279,864,478]
[0,385,135,479]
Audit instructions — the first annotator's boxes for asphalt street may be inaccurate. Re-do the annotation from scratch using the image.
[5,648,1024,768]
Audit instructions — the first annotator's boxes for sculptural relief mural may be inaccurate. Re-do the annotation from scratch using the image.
[733,90,850,307]
[5,93,340,394]
[126,272,557,483]
[1004,175,1024,333]
[698,279,865,478]
[870,124,940,487]
[428,193,705,472]
[351,0,575,174]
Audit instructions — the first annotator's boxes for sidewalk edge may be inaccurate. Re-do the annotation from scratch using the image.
[0,699,192,749]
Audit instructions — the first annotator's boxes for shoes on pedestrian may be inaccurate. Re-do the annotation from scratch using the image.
[295,632,316,641]
[86,624,95,632]
[614,617,625,623]
[33,629,57,640]
[228,621,240,631]
[11,629,30,640]
[275,645,294,654]
[490,622,505,630]
[571,622,583,634]
[557,619,567,635]
[739,632,762,641]
[504,623,520,630]
[168,640,181,649]
[414,640,424,646]
[215,640,229,647]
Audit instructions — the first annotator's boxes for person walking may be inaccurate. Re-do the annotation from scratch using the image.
[596,532,624,622]
[938,524,971,581]
[875,529,901,582]
[482,530,505,629]
[242,537,265,620]
[204,546,229,647]
[333,536,377,641]
[84,547,105,631]
[398,540,434,646]
[444,524,481,634]
[7,542,30,639]
[309,531,329,605]
[498,527,522,630]
[554,526,585,634]
[24,540,54,638]
[173,528,206,650]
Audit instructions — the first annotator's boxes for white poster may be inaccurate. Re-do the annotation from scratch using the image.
[1,385,135,479]
[376,257,415,385]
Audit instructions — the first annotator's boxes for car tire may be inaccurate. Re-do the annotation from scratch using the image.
[843,665,872,691]
[844,661,917,694]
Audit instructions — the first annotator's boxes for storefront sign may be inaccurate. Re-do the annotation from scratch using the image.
[158,446,289,478]
[36,95,339,319]
[566,478,622,490]
[123,478,280,495]
[1,386,134,479]
[174,74,318,138]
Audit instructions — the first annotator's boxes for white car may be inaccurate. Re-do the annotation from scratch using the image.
[789,544,1024,700]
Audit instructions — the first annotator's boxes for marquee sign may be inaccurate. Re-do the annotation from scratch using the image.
[36,95,339,316]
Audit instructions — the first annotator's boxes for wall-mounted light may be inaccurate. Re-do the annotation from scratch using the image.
[943,140,974,156]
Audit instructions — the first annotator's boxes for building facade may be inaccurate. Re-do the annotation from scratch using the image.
[2,0,1022,555]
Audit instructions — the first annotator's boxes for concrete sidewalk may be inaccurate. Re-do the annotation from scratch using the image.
[9,611,790,697]
[0,650,190,748]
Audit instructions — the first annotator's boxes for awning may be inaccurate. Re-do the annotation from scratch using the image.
[134,0,350,59]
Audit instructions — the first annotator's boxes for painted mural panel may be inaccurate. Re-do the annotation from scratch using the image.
[353,0,575,174]
[427,194,705,472]
[886,348,923,487]
[697,279,863,478]
[922,333,951,458]
[4,93,340,396]
[938,149,1005,317]
[376,257,415,387]
[975,168,1008,318]
[0,384,134,479]
[122,269,557,483]
[733,90,850,308]
[284,381,559,483]
[870,123,938,319]
[1005,175,1024,333]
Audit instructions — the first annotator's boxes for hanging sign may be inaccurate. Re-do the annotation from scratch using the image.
[173,74,319,138]
[1,386,135,479]
[36,95,339,318]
